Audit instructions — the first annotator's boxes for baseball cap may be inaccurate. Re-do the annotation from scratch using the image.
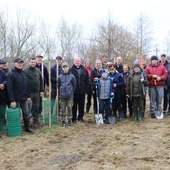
[62,62,69,67]
[14,58,24,63]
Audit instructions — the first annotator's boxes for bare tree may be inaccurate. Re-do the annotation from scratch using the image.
[56,18,82,64]
[132,12,153,57]
[37,22,57,60]
[90,12,136,63]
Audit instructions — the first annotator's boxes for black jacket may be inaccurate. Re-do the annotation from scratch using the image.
[69,65,88,94]
[7,67,30,102]
[0,68,7,100]
[36,63,49,87]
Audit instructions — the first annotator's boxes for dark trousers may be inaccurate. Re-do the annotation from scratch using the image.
[112,93,122,117]
[132,97,144,114]
[0,100,6,126]
[16,100,30,119]
[72,94,85,121]
[86,89,92,109]
[31,93,39,123]
[38,96,42,114]
[99,99,110,121]
[163,88,168,111]
[122,94,133,117]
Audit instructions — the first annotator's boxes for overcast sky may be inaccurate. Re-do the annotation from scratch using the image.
[1,0,170,55]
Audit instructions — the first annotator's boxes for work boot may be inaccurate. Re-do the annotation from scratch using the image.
[24,119,34,133]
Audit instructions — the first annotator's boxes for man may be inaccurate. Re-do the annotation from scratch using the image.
[7,58,33,132]
[0,58,8,131]
[51,56,63,113]
[159,54,170,113]
[115,56,123,73]
[145,55,168,118]
[69,57,88,122]
[101,55,108,69]
[36,55,49,116]
[24,58,44,126]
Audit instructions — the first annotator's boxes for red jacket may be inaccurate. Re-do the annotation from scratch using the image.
[145,63,168,87]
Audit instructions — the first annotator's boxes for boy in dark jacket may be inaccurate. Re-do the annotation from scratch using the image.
[58,62,76,127]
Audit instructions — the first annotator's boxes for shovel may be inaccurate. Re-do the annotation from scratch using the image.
[94,83,103,125]
[108,96,116,124]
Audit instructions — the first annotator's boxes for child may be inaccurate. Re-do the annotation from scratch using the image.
[126,64,148,121]
[97,70,114,124]
[58,62,76,127]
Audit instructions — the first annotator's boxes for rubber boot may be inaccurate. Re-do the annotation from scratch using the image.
[138,112,144,121]
[24,119,34,133]
[133,112,138,121]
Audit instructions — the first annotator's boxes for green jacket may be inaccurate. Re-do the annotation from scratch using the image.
[24,66,44,94]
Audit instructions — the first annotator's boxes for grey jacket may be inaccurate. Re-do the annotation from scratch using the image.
[58,72,76,98]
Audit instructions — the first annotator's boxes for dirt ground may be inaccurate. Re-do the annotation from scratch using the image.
[1,98,170,170]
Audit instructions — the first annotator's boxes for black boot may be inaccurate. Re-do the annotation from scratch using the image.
[24,119,34,133]
[86,104,90,114]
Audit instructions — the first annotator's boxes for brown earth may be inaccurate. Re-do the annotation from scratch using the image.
[1,99,170,170]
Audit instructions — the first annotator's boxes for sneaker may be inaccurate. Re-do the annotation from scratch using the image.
[68,120,72,127]
[62,121,66,128]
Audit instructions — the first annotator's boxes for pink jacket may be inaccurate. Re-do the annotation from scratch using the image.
[145,63,168,87]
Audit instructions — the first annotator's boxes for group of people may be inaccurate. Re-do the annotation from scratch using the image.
[0,53,169,134]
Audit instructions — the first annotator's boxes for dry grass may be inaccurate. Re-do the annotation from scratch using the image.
[1,97,170,170]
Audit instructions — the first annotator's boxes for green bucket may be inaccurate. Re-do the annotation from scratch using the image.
[6,108,22,137]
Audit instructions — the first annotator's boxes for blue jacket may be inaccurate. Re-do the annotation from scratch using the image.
[108,72,124,94]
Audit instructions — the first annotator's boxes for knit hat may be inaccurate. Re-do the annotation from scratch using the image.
[134,59,139,65]
[151,55,158,61]
[133,64,141,69]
